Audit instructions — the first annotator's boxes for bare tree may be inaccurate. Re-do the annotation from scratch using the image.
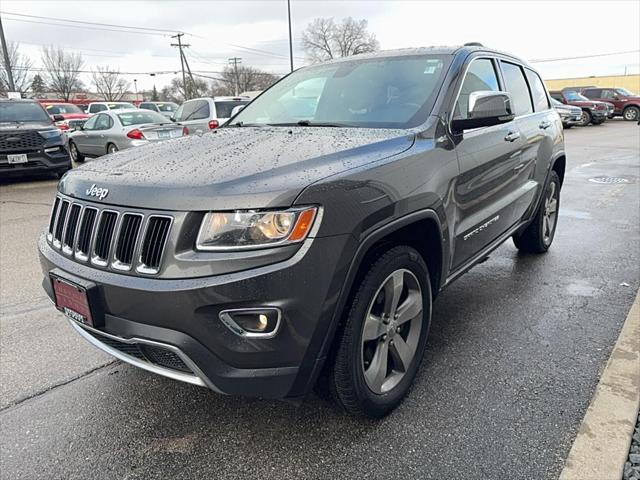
[167,76,209,102]
[302,17,379,63]
[92,67,129,101]
[0,42,32,95]
[209,66,278,96]
[41,46,84,101]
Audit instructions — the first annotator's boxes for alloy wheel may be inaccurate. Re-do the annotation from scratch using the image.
[70,142,78,161]
[624,108,638,121]
[361,269,423,394]
[543,181,558,245]
[108,144,118,154]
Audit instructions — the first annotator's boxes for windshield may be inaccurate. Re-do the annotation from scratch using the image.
[229,54,451,129]
[108,103,135,110]
[215,100,249,118]
[615,88,636,97]
[45,104,83,115]
[0,102,51,123]
[564,91,588,101]
[156,102,178,112]
[117,111,168,126]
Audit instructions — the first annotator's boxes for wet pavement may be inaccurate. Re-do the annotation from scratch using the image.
[1,120,638,479]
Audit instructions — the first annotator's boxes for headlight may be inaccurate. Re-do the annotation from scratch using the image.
[38,129,63,139]
[196,206,319,251]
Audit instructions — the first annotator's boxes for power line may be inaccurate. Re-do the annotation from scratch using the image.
[0,11,186,35]
[2,17,171,37]
[530,50,640,63]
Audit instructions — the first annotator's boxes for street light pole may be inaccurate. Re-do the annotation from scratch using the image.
[287,0,294,72]
[0,14,16,92]
[134,79,138,102]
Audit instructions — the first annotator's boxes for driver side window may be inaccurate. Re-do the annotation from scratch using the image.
[455,58,500,120]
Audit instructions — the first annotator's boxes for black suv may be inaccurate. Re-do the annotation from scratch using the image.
[0,99,71,178]
[38,45,565,417]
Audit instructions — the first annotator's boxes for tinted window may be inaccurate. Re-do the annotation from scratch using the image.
[139,103,156,111]
[564,90,588,101]
[117,111,167,126]
[230,54,451,129]
[525,69,550,112]
[501,62,533,116]
[455,58,500,119]
[174,99,210,121]
[582,89,601,98]
[214,101,250,118]
[550,92,564,102]
[94,114,113,130]
[108,103,135,110]
[89,104,107,113]
[0,102,50,122]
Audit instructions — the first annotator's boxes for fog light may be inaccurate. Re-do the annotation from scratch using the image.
[219,308,281,338]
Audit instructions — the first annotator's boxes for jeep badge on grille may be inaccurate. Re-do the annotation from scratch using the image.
[85,184,109,200]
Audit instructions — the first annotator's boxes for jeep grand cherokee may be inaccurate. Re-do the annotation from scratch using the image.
[39,44,565,418]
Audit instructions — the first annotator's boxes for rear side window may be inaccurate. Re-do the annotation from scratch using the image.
[455,58,500,119]
[600,89,617,99]
[94,114,113,130]
[214,101,249,118]
[582,89,601,98]
[174,100,210,121]
[89,104,107,113]
[525,69,550,112]
[501,62,533,116]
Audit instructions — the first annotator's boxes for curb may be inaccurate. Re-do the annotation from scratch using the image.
[559,290,640,480]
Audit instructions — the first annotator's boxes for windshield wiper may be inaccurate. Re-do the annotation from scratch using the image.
[268,120,353,128]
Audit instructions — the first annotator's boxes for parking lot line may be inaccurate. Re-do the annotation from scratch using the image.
[559,289,640,480]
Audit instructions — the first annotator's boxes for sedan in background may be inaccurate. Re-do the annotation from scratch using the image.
[41,102,90,131]
[86,101,137,115]
[551,98,582,128]
[139,101,179,119]
[67,109,186,162]
[171,96,250,133]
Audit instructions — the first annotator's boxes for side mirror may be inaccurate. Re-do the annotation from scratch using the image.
[451,91,515,132]
[53,114,65,122]
[230,105,245,117]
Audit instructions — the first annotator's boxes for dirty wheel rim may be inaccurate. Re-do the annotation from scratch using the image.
[543,181,558,245]
[579,111,590,126]
[361,269,423,394]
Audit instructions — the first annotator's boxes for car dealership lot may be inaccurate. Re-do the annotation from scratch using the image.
[1,121,638,479]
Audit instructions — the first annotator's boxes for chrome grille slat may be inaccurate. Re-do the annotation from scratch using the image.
[47,196,172,275]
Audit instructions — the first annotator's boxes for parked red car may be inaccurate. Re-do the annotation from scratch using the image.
[40,102,90,131]
[549,90,609,126]
[580,87,640,121]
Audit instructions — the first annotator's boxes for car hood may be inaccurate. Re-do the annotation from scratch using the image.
[0,121,53,132]
[59,126,414,211]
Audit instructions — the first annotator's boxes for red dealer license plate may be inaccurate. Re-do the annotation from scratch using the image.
[51,275,95,326]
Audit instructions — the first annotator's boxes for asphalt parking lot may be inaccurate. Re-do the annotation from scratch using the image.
[1,120,639,480]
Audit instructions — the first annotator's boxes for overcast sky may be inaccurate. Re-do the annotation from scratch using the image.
[2,0,639,92]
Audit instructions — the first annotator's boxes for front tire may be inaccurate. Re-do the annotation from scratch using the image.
[579,109,591,126]
[623,106,639,121]
[327,245,432,418]
[69,141,84,162]
[513,170,561,253]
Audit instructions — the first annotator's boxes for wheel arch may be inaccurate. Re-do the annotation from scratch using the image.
[551,154,566,185]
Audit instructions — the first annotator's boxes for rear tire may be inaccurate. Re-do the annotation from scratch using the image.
[107,143,118,154]
[562,123,572,129]
[623,106,639,121]
[69,141,84,162]
[513,171,561,253]
[326,245,432,418]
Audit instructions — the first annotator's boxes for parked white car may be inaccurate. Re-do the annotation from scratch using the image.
[86,101,136,115]
[138,101,179,119]
[172,96,250,133]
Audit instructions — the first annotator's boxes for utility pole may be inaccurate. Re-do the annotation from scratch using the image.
[0,14,16,92]
[228,57,242,96]
[171,33,190,100]
[287,0,294,72]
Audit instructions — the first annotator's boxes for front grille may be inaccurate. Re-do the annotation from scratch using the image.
[139,216,172,273]
[47,196,172,275]
[0,131,45,153]
[92,211,118,264]
[85,329,191,373]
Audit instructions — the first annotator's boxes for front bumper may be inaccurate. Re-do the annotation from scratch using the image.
[39,231,354,398]
[0,148,71,177]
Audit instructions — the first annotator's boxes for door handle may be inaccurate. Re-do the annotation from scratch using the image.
[539,120,551,129]
[504,131,520,142]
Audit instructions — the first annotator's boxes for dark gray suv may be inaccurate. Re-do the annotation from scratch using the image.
[39,44,565,417]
